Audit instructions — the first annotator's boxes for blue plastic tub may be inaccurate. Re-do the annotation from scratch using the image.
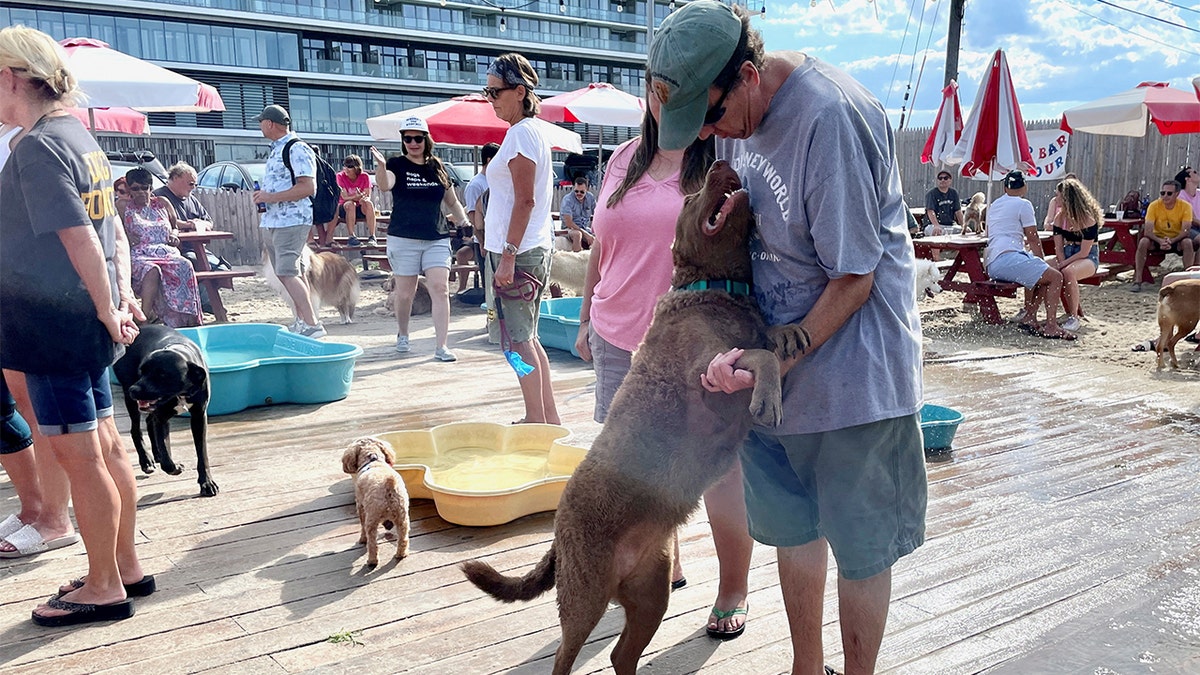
[920,403,965,451]
[174,323,363,416]
[538,297,583,358]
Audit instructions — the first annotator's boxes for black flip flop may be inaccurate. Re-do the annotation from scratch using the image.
[705,605,748,640]
[32,597,134,627]
[58,575,156,599]
[670,577,687,591]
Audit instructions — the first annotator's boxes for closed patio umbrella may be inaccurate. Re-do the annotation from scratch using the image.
[921,80,963,167]
[1060,82,1200,137]
[946,49,1034,183]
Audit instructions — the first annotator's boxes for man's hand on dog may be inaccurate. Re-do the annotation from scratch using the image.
[701,348,755,394]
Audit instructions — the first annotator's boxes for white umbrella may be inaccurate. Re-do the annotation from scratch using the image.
[1060,82,1200,137]
[60,38,225,113]
[538,82,645,168]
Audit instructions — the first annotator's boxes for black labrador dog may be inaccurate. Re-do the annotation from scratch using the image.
[113,325,218,497]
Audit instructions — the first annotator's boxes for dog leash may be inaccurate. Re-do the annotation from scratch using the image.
[493,270,540,378]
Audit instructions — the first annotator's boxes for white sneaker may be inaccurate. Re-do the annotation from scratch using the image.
[1062,316,1081,332]
[287,319,303,333]
[395,335,410,353]
[299,322,326,339]
[434,346,457,362]
[1010,308,1027,323]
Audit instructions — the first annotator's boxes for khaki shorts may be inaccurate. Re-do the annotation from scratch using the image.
[740,413,927,580]
[489,247,551,344]
[264,225,311,277]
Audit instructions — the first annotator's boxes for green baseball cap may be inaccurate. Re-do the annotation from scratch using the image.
[647,0,742,150]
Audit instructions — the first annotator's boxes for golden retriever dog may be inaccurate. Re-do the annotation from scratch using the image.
[461,161,807,675]
[1155,278,1200,369]
[263,248,359,324]
[963,192,986,234]
[914,258,944,302]
[341,437,410,566]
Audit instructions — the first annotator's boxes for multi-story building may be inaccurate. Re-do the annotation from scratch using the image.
[3,0,673,169]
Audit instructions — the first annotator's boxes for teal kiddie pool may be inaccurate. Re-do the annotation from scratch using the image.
[538,297,583,358]
[175,323,363,416]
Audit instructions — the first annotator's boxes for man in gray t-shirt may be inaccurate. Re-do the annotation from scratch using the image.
[650,2,924,670]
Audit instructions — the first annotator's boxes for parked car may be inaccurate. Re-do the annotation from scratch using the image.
[107,150,168,189]
[196,160,267,192]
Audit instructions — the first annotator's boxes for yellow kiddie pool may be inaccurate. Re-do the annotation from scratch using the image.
[376,422,588,527]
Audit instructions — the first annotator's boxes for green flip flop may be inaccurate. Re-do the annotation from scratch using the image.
[705,604,748,640]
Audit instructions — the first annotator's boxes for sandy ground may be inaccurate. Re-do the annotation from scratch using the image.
[218,259,1200,377]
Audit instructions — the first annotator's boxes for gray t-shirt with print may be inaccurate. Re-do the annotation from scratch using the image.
[717,54,922,435]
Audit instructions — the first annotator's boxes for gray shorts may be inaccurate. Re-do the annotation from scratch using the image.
[740,413,927,580]
[489,247,551,344]
[387,236,452,276]
[264,225,311,277]
[587,325,632,424]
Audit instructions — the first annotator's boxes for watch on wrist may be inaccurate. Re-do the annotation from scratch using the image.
[503,242,519,256]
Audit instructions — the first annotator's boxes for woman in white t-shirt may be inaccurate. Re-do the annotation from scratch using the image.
[482,53,559,425]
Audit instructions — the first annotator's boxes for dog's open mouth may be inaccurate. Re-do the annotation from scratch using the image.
[707,188,748,236]
[136,398,159,412]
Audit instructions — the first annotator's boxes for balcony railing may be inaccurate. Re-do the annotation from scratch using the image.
[303,59,631,95]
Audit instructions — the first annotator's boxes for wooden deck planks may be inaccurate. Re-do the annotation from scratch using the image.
[2,317,1198,674]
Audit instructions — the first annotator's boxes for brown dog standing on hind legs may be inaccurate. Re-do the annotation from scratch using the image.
[341,437,410,566]
[1155,278,1200,370]
[461,161,809,674]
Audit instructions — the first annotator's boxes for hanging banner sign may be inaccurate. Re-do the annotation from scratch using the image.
[1025,129,1070,181]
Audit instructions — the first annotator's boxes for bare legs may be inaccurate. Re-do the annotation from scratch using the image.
[392,269,452,352]
[0,370,72,553]
[392,275,419,338]
[1059,258,1097,319]
[279,274,318,326]
[511,338,559,424]
[702,463,753,633]
[778,540,890,675]
[140,267,161,323]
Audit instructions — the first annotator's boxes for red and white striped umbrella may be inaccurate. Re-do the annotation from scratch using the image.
[946,50,1034,180]
[67,106,149,135]
[366,94,582,153]
[1060,82,1200,137]
[59,38,225,113]
[920,80,963,167]
[538,83,644,127]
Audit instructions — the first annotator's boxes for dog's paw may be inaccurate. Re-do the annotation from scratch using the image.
[199,480,219,497]
[749,391,783,428]
[767,324,811,360]
[162,462,185,476]
[139,461,157,475]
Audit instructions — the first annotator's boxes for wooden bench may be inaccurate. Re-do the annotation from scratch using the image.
[194,269,256,323]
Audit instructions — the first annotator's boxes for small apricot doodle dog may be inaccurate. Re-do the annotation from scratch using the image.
[341,437,410,566]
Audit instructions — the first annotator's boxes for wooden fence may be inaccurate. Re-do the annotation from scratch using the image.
[896,119,1199,217]
[194,184,576,265]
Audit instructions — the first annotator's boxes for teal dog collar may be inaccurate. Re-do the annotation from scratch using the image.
[676,279,752,296]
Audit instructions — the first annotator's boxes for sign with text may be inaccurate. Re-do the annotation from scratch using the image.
[1025,129,1070,181]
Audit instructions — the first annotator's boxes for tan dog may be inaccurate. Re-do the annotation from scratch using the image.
[548,249,590,297]
[964,192,986,234]
[263,248,359,324]
[340,437,410,566]
[373,276,432,316]
[1155,279,1200,369]
[461,161,807,675]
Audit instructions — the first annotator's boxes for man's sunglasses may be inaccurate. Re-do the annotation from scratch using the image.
[938,175,951,180]
[574,190,587,195]
[402,135,425,144]
[704,79,738,126]
[482,85,517,99]
[1161,191,1176,196]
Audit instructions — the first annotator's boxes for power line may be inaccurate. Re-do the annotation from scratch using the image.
[885,0,922,109]
[1150,0,1200,16]
[1094,0,1200,33]
[1055,0,1200,56]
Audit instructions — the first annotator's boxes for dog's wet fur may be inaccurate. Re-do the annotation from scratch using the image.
[113,324,217,496]
[1156,279,1200,370]
[461,161,809,674]
[341,437,409,566]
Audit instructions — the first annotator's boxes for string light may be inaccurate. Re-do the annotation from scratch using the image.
[440,0,446,5]
[560,0,566,12]
[499,8,506,31]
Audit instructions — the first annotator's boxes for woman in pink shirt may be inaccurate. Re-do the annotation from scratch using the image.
[573,96,754,641]
[331,154,377,247]
[1174,166,1200,249]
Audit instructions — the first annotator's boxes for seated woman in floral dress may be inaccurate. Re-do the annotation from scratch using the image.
[122,167,202,327]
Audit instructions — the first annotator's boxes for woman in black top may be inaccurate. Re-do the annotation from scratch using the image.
[369,117,469,361]
[1048,178,1102,332]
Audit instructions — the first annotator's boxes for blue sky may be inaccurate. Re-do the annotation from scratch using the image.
[754,0,1200,129]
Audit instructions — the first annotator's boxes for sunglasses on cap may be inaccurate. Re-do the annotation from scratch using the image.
[402,135,425,144]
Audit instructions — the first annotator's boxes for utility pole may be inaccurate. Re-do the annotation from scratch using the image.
[945,0,965,88]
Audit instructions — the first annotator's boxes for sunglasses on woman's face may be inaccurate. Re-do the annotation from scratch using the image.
[402,135,425,144]
[128,185,151,192]
[482,85,517,99]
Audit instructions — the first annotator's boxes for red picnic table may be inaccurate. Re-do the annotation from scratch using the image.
[913,234,1020,325]
[177,230,255,323]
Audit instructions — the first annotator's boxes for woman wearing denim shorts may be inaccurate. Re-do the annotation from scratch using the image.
[1048,178,1103,333]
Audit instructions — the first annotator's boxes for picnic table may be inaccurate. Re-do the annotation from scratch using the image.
[177,230,255,323]
[913,234,1019,325]
[1099,217,1163,283]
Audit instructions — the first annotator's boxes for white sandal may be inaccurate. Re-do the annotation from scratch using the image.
[0,513,26,540]
[0,524,79,558]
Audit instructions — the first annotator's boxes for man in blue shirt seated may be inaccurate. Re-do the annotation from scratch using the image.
[559,176,596,252]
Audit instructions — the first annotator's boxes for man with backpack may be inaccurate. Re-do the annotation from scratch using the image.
[251,104,325,338]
